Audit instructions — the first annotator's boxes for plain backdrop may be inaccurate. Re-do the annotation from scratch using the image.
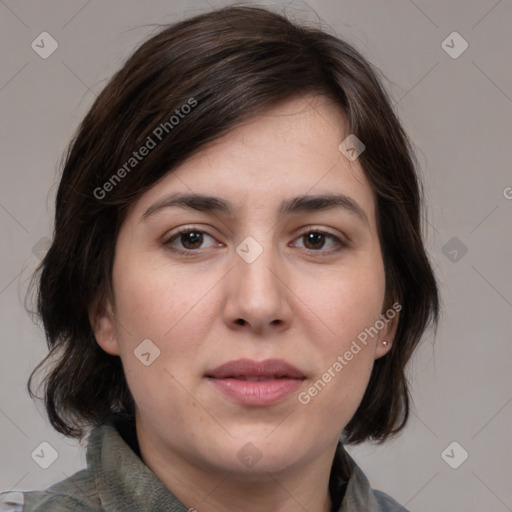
[1,1,511,511]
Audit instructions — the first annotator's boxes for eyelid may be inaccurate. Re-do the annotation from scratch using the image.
[294,225,347,241]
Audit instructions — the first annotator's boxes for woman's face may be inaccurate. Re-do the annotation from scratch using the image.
[92,95,397,478]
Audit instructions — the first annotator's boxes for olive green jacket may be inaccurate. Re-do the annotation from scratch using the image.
[1,418,408,512]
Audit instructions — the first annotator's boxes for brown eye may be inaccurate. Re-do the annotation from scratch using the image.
[165,228,219,253]
[302,232,327,250]
[292,230,346,253]
[179,231,204,250]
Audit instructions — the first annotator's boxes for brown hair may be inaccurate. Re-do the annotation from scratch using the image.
[28,5,439,443]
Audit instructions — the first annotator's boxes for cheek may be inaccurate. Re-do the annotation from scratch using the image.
[110,262,219,419]
[111,256,220,382]
[293,256,385,411]
[113,255,212,338]
[300,256,386,350]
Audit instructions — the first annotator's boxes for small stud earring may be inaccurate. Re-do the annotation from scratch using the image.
[382,340,388,346]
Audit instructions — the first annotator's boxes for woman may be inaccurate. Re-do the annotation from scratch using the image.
[2,5,439,511]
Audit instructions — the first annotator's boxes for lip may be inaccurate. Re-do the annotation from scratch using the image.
[206,358,305,406]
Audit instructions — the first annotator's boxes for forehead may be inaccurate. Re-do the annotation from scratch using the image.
[126,95,376,227]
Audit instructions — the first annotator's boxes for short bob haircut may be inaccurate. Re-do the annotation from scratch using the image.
[28,5,439,443]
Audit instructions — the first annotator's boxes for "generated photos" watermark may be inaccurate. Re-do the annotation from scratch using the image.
[93,97,198,200]
[298,302,401,405]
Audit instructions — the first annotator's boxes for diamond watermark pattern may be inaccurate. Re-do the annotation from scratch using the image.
[441,32,468,59]
[441,441,469,469]
[32,236,51,259]
[237,442,262,468]
[134,338,161,366]
[442,236,468,263]
[0,491,25,508]
[338,134,365,161]
[236,236,263,264]
[31,32,59,59]
[31,441,58,469]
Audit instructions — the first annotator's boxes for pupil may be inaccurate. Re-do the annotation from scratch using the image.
[182,231,203,249]
[305,232,324,249]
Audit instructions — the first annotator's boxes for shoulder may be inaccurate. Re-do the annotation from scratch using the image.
[0,420,136,512]
[0,467,101,512]
[340,449,409,512]
[372,489,409,511]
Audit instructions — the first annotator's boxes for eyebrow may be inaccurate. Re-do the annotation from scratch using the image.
[140,192,369,227]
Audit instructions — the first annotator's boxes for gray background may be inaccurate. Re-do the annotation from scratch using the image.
[1,1,511,510]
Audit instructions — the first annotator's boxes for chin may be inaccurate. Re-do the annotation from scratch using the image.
[207,433,307,476]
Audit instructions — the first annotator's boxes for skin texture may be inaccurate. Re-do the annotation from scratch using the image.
[90,95,398,512]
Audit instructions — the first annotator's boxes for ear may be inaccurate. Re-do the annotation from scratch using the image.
[374,303,401,359]
[88,293,120,356]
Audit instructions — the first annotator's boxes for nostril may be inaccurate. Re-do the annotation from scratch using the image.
[235,318,246,325]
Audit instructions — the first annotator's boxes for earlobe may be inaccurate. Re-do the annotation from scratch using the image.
[374,308,399,359]
[375,339,392,359]
[88,296,120,356]
[375,339,393,359]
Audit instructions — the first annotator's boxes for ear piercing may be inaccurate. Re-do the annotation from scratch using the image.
[382,340,388,346]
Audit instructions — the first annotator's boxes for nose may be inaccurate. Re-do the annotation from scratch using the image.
[222,241,293,336]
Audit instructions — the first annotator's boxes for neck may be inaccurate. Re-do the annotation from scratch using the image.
[136,425,345,512]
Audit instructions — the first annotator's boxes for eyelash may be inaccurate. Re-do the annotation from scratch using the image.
[163,225,348,256]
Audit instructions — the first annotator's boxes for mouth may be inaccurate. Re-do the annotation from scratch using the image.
[206,358,305,406]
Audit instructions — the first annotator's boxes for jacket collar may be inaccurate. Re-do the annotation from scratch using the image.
[86,417,381,512]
